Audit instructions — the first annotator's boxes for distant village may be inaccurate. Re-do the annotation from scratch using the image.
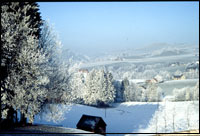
[78,59,199,83]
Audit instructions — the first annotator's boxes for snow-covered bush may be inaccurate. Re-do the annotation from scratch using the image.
[173,88,187,101]
[173,83,199,101]
[39,104,71,123]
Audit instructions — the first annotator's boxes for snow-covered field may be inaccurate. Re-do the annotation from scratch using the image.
[158,79,198,95]
[34,101,199,135]
[117,79,146,84]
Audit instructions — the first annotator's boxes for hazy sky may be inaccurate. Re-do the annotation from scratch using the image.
[38,2,199,55]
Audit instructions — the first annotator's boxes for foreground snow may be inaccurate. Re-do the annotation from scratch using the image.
[34,101,199,135]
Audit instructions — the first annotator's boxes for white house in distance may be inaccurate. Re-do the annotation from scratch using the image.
[154,75,164,83]
[145,75,164,84]
[78,69,89,73]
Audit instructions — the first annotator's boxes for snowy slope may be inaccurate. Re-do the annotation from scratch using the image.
[136,101,199,133]
[34,101,199,135]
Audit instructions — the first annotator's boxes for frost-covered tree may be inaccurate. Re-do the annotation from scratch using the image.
[158,71,171,80]
[67,70,87,103]
[193,82,199,100]
[38,20,72,105]
[122,72,132,79]
[121,78,129,101]
[173,85,199,101]
[113,80,123,102]
[1,2,46,124]
[146,83,162,102]
[1,2,73,126]
[120,78,163,102]
[83,69,116,106]
[185,87,193,101]
[4,41,48,123]
[38,104,71,124]
[143,69,157,79]
[0,2,22,124]
[173,88,185,101]
[122,78,141,102]
[97,70,116,105]
[83,69,99,105]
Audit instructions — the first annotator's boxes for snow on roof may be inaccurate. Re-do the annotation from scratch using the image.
[173,74,183,78]
[173,71,183,77]
[154,75,163,82]
[77,114,106,128]
[84,119,96,128]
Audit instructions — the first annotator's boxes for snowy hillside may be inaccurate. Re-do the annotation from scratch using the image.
[61,49,90,63]
[140,43,197,53]
[79,54,197,69]
[150,47,188,57]
[34,101,199,135]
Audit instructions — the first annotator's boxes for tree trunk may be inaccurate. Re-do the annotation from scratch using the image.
[1,107,16,129]
[0,93,1,130]
[20,113,27,126]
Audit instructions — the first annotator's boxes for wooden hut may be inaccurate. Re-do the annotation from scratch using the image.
[76,114,106,134]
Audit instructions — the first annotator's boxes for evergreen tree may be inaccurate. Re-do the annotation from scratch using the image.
[97,70,116,105]
[68,71,87,103]
[83,69,116,106]
[121,78,142,102]
[1,2,45,125]
[121,78,129,101]
[113,80,123,102]
[83,69,99,106]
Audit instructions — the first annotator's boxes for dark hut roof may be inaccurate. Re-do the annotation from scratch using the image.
[77,114,106,129]
[173,73,183,78]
